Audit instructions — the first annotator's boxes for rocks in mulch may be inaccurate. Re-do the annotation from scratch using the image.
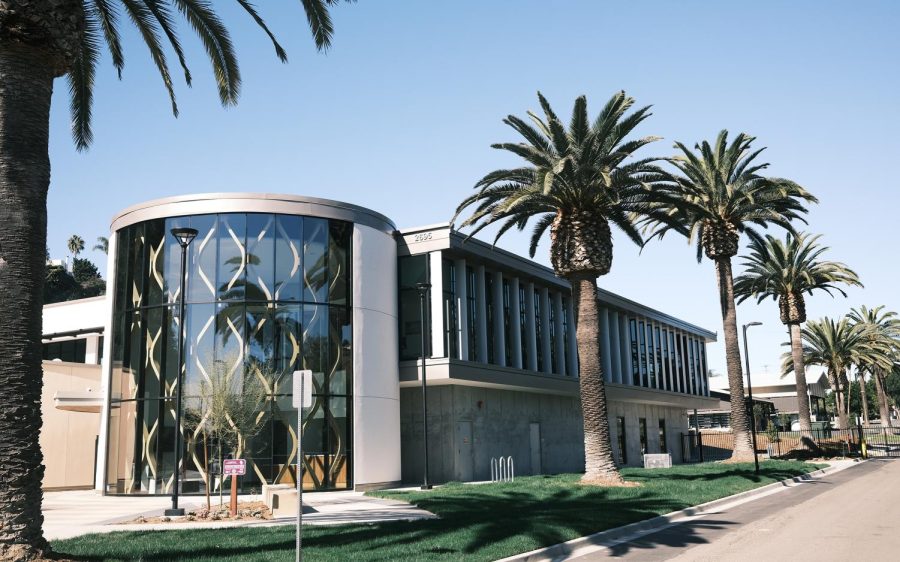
[117,502,273,525]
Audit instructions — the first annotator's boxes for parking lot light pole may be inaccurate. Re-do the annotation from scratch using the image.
[416,282,433,490]
[742,321,763,475]
[166,227,198,517]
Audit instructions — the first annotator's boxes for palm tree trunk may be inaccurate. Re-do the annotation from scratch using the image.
[0,44,56,561]
[570,272,623,485]
[858,371,870,426]
[874,370,892,428]
[788,323,813,433]
[713,258,754,461]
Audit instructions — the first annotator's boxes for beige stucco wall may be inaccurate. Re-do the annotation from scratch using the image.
[41,361,102,490]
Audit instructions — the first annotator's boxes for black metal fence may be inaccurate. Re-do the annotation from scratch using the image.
[681,425,900,463]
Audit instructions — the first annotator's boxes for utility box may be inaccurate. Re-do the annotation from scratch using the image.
[643,453,673,469]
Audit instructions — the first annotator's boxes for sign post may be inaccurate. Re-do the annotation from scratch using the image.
[293,370,313,562]
[222,459,246,517]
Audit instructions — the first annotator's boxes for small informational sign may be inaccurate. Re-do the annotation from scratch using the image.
[293,370,313,409]
[643,453,673,469]
[223,458,247,476]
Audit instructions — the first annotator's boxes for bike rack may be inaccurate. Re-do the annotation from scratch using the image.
[491,456,515,483]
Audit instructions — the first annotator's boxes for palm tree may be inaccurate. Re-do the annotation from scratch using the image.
[67,234,85,260]
[787,317,890,430]
[454,91,670,485]
[848,306,900,427]
[734,232,861,435]
[645,131,817,462]
[93,235,109,255]
[0,2,350,559]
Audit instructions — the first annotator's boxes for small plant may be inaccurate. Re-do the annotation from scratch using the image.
[766,420,781,443]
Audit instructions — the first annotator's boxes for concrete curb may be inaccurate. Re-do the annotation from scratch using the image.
[495,460,864,562]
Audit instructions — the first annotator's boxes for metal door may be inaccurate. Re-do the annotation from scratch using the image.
[455,421,473,481]
[529,422,542,475]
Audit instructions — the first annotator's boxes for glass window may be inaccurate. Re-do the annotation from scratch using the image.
[485,274,495,364]
[685,336,696,395]
[699,341,708,396]
[303,218,328,304]
[678,334,687,393]
[639,418,648,456]
[660,328,670,391]
[617,417,627,465]
[638,321,647,387]
[534,289,543,371]
[107,213,354,495]
[659,419,668,454]
[549,297,557,374]
[646,323,656,388]
[561,297,570,376]
[520,286,528,369]
[443,259,458,360]
[398,255,428,361]
[629,319,639,385]
[273,215,303,302]
[655,326,664,390]
[502,278,511,366]
[669,331,678,392]
[466,267,477,361]
[244,214,276,303]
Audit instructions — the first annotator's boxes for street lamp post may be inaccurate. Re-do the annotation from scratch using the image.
[166,227,198,517]
[742,321,763,475]
[416,282,433,490]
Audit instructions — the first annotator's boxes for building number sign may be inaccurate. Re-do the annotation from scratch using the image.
[413,232,433,242]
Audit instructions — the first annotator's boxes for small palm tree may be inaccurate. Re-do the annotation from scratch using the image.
[0,2,351,559]
[787,317,890,430]
[455,91,669,485]
[93,236,109,255]
[67,234,85,259]
[734,232,861,434]
[645,131,817,462]
[848,306,900,427]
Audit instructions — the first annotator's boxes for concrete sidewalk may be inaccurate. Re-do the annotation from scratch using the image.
[43,489,435,541]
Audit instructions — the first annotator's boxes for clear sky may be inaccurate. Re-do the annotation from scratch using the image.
[46,0,899,380]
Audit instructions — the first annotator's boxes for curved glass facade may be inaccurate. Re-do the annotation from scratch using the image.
[105,213,352,495]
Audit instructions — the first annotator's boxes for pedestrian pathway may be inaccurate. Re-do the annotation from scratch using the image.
[43,489,435,541]
[571,459,893,561]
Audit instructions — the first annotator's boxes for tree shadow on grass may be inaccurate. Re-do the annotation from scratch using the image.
[54,465,823,562]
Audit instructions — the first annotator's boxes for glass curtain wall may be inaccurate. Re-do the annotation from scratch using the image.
[106,213,353,495]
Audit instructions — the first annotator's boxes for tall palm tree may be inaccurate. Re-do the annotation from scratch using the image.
[734,232,861,435]
[93,235,109,255]
[67,233,84,259]
[848,306,900,427]
[645,131,817,461]
[786,317,890,430]
[0,2,350,559]
[454,91,669,485]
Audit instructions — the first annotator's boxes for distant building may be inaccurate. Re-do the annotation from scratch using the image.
[692,389,775,431]
[746,371,829,426]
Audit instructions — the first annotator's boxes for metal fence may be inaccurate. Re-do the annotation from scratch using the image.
[681,425,900,463]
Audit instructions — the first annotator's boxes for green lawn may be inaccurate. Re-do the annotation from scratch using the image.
[54,461,823,562]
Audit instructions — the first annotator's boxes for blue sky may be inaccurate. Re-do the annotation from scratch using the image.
[47,1,899,379]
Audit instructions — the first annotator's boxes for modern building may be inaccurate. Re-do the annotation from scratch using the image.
[737,371,830,428]
[41,193,717,496]
[692,389,775,431]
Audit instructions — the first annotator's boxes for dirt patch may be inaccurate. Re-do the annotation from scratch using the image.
[118,501,273,525]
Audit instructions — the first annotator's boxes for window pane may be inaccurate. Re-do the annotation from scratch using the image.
[217,214,247,301]
[245,214,276,302]
[303,218,328,304]
[274,215,303,302]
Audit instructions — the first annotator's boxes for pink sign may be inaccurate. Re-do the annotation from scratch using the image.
[223,459,246,476]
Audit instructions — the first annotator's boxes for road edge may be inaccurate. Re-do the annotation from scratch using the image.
[495,460,864,562]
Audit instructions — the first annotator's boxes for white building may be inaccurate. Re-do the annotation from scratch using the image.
[41,193,717,495]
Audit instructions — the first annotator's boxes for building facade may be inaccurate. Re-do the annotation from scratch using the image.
[41,193,717,495]
[397,224,717,482]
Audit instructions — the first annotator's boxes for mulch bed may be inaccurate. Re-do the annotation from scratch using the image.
[118,501,273,525]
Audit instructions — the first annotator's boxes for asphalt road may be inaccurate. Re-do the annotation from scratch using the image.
[572,459,899,561]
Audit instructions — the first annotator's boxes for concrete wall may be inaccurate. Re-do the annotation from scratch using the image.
[41,361,102,489]
[351,223,402,489]
[400,385,691,484]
